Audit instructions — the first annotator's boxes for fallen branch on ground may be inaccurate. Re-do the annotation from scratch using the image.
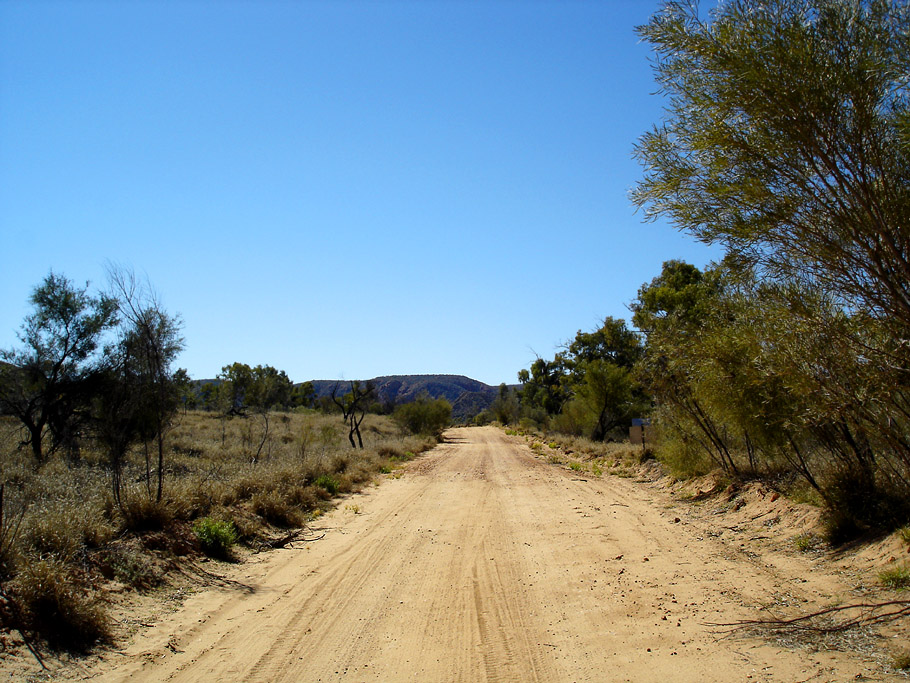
[708,599,910,634]
[256,529,325,552]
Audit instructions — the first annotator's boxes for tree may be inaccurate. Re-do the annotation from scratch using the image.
[0,273,117,463]
[392,394,452,437]
[106,267,184,502]
[633,1,910,528]
[216,362,294,460]
[633,0,910,357]
[331,381,376,448]
[518,317,645,440]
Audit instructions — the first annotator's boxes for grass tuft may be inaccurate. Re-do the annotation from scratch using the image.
[879,565,910,590]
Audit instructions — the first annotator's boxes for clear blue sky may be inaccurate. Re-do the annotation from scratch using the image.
[0,0,721,387]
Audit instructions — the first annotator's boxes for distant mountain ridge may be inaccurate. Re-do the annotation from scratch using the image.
[309,374,504,421]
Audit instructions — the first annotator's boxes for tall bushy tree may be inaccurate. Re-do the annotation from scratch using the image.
[107,268,184,502]
[518,317,645,440]
[393,394,452,437]
[633,0,910,332]
[0,273,117,463]
[633,0,910,531]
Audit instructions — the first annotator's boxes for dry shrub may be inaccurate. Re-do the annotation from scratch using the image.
[21,505,85,561]
[10,559,110,650]
[377,445,403,459]
[283,485,318,511]
[96,546,164,590]
[118,495,175,532]
[251,491,302,528]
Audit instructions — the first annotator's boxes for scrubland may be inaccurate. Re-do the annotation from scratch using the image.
[0,410,436,654]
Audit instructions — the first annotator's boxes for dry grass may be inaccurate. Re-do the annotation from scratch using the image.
[0,409,436,651]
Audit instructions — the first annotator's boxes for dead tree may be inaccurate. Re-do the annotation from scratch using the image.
[330,381,375,449]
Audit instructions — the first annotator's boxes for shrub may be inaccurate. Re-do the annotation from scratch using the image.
[821,468,910,544]
[377,445,403,459]
[251,491,302,527]
[193,518,238,559]
[97,547,163,589]
[119,495,175,532]
[11,559,110,650]
[656,434,714,479]
[392,396,451,437]
[21,507,83,561]
[314,474,340,496]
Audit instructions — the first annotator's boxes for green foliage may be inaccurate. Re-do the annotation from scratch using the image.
[392,395,452,437]
[517,317,645,441]
[314,474,340,496]
[631,0,910,534]
[634,1,910,329]
[217,362,293,414]
[879,565,910,591]
[0,272,118,463]
[193,517,239,558]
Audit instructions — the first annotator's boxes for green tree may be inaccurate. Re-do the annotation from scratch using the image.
[633,0,910,337]
[107,268,184,502]
[392,394,452,437]
[0,273,117,463]
[633,1,910,530]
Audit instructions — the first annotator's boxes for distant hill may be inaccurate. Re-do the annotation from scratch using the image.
[309,375,506,422]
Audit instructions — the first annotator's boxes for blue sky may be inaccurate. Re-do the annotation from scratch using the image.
[0,0,721,386]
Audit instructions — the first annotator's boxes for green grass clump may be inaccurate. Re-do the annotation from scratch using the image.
[898,526,910,546]
[793,533,817,552]
[879,565,910,590]
[193,517,238,559]
[314,474,340,495]
[569,461,584,472]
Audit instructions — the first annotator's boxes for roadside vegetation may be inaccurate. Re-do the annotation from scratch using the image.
[490,0,910,547]
[0,270,449,655]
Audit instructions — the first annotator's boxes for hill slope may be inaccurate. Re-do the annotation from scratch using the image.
[309,374,503,421]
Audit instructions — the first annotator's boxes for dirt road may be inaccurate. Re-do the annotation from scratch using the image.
[77,427,897,682]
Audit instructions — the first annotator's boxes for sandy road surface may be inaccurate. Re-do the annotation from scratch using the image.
[74,426,897,682]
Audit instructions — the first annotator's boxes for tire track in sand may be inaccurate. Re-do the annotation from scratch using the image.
[78,427,899,683]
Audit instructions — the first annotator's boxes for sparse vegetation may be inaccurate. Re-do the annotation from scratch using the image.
[879,565,910,591]
[0,406,436,652]
[193,517,239,559]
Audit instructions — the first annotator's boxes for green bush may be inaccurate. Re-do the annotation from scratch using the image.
[314,474,340,496]
[192,517,238,558]
[392,396,452,437]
